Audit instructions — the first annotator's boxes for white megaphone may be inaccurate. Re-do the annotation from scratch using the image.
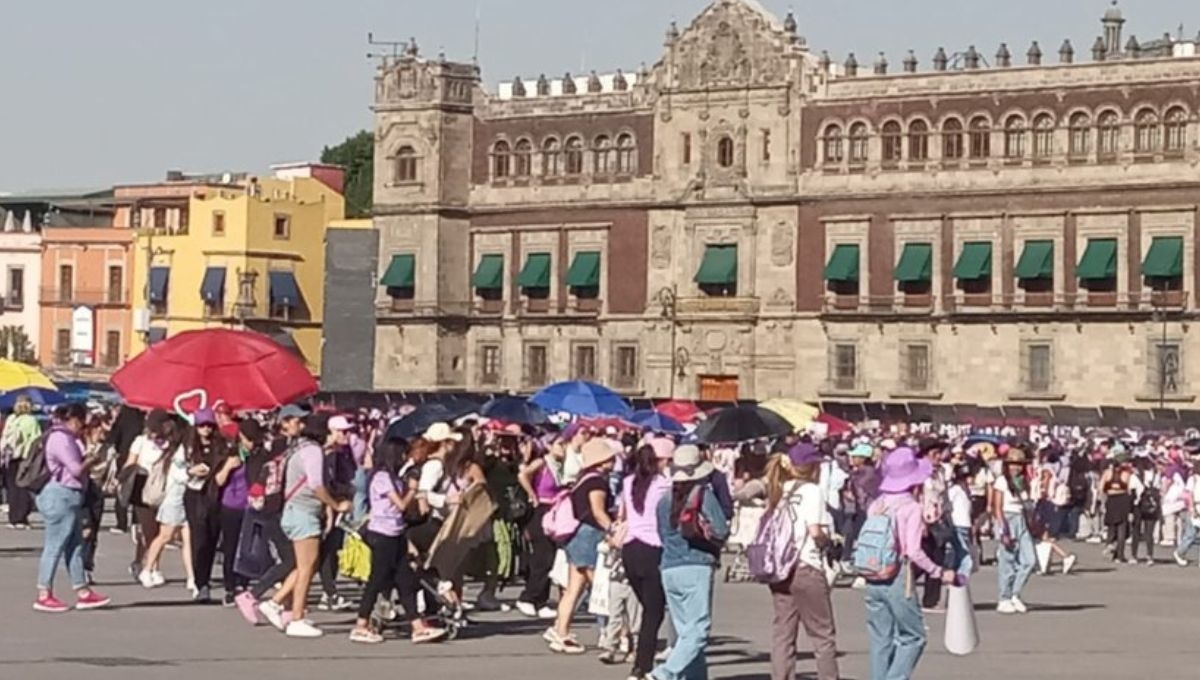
[944,582,979,656]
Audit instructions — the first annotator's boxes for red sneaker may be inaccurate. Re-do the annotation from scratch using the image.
[75,590,112,611]
[33,595,70,613]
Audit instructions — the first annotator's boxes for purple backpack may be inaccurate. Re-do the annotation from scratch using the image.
[746,494,801,584]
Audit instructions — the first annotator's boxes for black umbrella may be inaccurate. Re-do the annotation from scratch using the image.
[481,396,549,425]
[694,405,793,444]
[385,402,455,441]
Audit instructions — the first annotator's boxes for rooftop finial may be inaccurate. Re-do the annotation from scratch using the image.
[783,11,797,36]
[666,21,679,43]
[613,69,628,91]
[964,45,980,69]
[933,47,948,71]
[844,53,858,77]
[819,50,832,73]
[1092,35,1107,61]
[562,72,577,95]
[406,37,419,57]
[996,43,1012,67]
[536,73,550,96]
[874,52,888,75]
[1102,1,1125,56]
[903,50,918,73]
[1027,41,1043,65]
[1125,34,1140,55]
[587,70,603,93]
[511,76,526,97]
[1059,39,1075,64]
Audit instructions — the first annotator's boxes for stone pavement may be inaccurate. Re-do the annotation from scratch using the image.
[0,523,1198,680]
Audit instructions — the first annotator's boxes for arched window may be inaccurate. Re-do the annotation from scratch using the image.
[1097,110,1120,160]
[1003,115,1026,159]
[822,124,844,164]
[615,133,636,174]
[492,140,511,179]
[593,135,613,175]
[1165,107,1188,153]
[1032,114,1054,158]
[942,118,964,160]
[848,123,869,163]
[394,145,418,183]
[717,136,735,167]
[564,136,584,175]
[1068,112,1091,158]
[513,139,533,177]
[969,116,991,159]
[908,120,929,162]
[1134,108,1161,153]
[542,137,561,177]
[881,121,903,164]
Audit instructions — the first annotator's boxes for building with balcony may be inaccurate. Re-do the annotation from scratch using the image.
[124,165,346,374]
[348,0,1200,407]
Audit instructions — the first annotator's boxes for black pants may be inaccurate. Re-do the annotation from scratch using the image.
[220,506,248,593]
[250,514,295,600]
[356,530,420,623]
[519,505,555,607]
[318,527,344,598]
[841,510,865,562]
[1107,519,1131,560]
[6,467,32,525]
[1131,514,1158,560]
[112,494,131,533]
[184,490,222,591]
[81,482,105,573]
[919,527,950,609]
[623,540,667,677]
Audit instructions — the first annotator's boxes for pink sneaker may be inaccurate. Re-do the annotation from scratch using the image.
[75,590,112,611]
[235,592,261,625]
[33,595,70,613]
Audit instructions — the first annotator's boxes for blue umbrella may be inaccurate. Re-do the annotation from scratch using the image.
[0,387,65,411]
[481,396,549,425]
[530,381,632,418]
[629,409,685,434]
[385,403,453,441]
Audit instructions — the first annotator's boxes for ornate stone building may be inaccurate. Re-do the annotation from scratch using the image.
[362,0,1200,409]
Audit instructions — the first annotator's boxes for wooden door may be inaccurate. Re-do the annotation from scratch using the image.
[698,374,739,402]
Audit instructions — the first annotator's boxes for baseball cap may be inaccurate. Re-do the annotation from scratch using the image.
[279,404,309,420]
[192,408,217,427]
[328,415,353,432]
[423,422,463,443]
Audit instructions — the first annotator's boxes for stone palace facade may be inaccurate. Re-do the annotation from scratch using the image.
[356,0,1200,408]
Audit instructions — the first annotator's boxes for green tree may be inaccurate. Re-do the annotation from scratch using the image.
[0,326,36,363]
[321,130,374,219]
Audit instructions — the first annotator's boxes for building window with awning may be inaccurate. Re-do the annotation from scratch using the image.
[200,266,226,317]
[472,254,504,301]
[823,243,860,298]
[953,241,993,295]
[565,250,601,300]
[380,253,416,301]
[1142,236,1183,292]
[268,271,301,321]
[694,244,738,297]
[1077,238,1118,293]
[149,266,170,316]
[894,242,933,296]
[1014,240,1054,295]
[517,252,552,300]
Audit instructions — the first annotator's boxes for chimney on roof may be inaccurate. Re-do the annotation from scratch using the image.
[903,50,918,73]
[844,53,858,77]
[996,43,1012,67]
[1060,39,1075,63]
[1027,41,1043,65]
[933,47,948,71]
[1102,1,1125,57]
[874,52,888,75]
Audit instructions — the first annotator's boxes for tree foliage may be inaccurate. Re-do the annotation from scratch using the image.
[321,130,374,219]
[0,326,36,363]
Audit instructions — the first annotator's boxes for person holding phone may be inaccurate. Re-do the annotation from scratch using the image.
[182,409,234,603]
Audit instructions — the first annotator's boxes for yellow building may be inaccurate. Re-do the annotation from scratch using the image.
[125,164,346,375]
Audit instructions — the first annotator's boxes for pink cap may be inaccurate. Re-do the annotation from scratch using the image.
[648,437,676,460]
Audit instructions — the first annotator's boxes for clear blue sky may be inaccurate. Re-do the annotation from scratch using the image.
[0,0,1190,190]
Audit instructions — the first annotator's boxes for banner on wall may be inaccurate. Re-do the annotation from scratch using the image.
[71,305,94,367]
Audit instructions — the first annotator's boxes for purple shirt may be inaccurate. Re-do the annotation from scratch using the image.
[873,492,943,578]
[45,428,85,490]
[367,471,405,537]
[621,474,670,548]
[283,441,326,514]
[349,433,368,467]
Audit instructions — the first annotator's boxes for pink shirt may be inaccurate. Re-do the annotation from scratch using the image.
[874,492,943,578]
[621,474,671,548]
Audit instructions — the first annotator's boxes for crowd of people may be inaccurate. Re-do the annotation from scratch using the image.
[3,394,1200,680]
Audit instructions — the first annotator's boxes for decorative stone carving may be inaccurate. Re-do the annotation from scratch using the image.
[768,287,792,306]
[770,220,794,266]
[660,0,794,91]
[704,329,728,352]
[651,224,672,269]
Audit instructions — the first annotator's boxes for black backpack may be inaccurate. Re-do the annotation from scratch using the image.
[1068,469,1090,505]
[1138,473,1162,519]
[15,433,52,493]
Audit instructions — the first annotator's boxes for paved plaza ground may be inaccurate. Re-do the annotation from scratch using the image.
[1,522,1198,680]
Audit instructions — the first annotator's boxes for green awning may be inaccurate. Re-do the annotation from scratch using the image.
[517,252,552,288]
[1142,236,1183,278]
[694,245,738,285]
[565,251,601,288]
[823,244,860,282]
[953,242,993,280]
[1077,238,1117,280]
[893,243,933,282]
[1014,240,1054,280]
[472,254,504,289]
[380,254,415,287]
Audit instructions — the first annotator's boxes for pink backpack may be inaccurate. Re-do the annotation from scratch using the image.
[746,493,801,584]
[542,472,597,544]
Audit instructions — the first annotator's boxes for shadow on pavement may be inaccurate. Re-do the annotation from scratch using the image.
[973,601,1105,612]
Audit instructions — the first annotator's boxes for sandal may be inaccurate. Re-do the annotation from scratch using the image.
[349,628,384,645]
[412,627,447,644]
[551,635,586,655]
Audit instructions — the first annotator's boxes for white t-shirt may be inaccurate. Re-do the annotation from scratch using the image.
[130,435,164,471]
[418,458,449,520]
[948,485,972,528]
[782,480,825,571]
[993,474,1030,514]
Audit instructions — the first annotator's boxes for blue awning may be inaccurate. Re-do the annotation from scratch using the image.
[148,328,167,344]
[149,267,170,303]
[200,267,226,303]
[268,271,301,308]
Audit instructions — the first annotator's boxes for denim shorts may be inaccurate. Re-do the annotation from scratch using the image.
[565,523,604,569]
[280,503,323,541]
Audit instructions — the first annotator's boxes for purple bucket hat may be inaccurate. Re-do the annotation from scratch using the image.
[788,442,822,466]
[878,446,933,493]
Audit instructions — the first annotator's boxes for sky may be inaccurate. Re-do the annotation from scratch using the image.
[0,0,1192,191]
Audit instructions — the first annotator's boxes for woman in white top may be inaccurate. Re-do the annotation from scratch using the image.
[1129,456,1162,565]
[135,416,195,593]
[991,448,1037,614]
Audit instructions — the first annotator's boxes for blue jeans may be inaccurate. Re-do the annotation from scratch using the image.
[951,526,973,577]
[36,482,86,592]
[653,564,713,680]
[1177,515,1199,557]
[864,568,926,680]
[998,512,1036,600]
[352,467,369,523]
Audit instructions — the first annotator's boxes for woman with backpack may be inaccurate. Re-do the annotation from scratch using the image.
[347,438,446,645]
[3,396,41,529]
[860,447,955,680]
[32,402,112,613]
[765,444,839,680]
[546,438,619,655]
[1130,455,1162,565]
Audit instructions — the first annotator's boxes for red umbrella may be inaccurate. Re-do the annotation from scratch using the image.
[111,329,317,413]
[815,412,854,435]
[654,400,703,424]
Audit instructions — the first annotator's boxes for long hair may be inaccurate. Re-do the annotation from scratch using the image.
[669,479,702,528]
[445,434,480,478]
[629,444,660,515]
[407,437,440,463]
[373,438,409,485]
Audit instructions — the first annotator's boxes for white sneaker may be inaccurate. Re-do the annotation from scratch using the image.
[996,600,1016,614]
[285,619,324,639]
[851,577,867,590]
[259,601,286,631]
[1173,551,1189,567]
[137,570,155,589]
[537,606,556,619]
[1062,554,1078,575]
[515,601,537,618]
[1010,597,1028,614]
[151,571,165,587]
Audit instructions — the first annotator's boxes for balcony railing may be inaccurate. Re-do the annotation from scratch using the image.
[41,287,130,306]
[821,290,1191,315]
